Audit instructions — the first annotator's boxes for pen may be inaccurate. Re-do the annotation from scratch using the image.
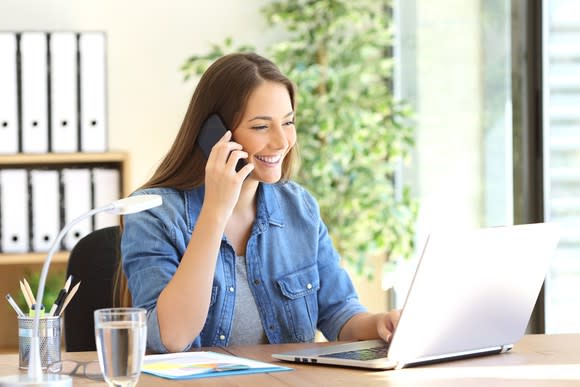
[57,281,81,317]
[49,275,72,316]
[5,293,25,317]
[19,280,32,309]
[22,278,36,305]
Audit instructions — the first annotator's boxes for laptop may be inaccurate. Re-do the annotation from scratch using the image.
[272,222,560,370]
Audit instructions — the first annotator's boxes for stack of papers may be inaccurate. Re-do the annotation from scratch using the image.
[142,351,292,380]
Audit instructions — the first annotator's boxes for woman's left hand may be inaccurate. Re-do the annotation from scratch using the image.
[376,309,401,343]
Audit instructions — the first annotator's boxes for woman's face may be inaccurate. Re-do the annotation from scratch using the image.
[232,81,296,184]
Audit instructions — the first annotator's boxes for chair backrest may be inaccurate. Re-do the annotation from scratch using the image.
[64,225,121,352]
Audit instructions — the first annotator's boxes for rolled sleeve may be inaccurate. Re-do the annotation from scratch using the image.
[146,306,168,353]
[146,306,193,354]
[321,299,368,341]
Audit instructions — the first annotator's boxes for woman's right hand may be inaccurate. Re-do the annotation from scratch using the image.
[202,130,254,220]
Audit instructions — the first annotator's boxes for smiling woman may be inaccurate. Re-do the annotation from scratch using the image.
[119,52,401,354]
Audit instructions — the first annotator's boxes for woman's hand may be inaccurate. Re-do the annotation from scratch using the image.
[203,131,254,219]
[376,309,401,343]
[339,309,401,342]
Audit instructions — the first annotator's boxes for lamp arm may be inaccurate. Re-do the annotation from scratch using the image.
[28,204,114,379]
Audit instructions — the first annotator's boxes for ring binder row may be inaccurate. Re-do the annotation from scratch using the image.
[0,167,120,254]
[0,31,107,154]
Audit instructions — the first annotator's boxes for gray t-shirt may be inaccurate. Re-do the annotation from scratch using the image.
[228,255,268,345]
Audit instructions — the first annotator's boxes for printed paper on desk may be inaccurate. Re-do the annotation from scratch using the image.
[142,351,292,380]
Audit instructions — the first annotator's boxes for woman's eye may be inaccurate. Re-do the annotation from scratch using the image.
[251,125,268,130]
[283,120,295,126]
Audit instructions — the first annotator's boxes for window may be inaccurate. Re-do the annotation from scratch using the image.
[394,0,513,304]
[543,0,580,333]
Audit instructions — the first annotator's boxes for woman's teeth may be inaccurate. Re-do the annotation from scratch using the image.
[255,155,281,164]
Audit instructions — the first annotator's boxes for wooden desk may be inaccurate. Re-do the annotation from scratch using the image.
[1,334,579,386]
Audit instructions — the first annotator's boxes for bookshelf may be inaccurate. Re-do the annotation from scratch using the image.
[0,151,129,349]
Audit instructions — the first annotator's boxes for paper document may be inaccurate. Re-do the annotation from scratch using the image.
[142,351,292,380]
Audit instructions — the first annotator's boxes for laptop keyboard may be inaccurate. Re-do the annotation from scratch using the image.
[320,345,390,361]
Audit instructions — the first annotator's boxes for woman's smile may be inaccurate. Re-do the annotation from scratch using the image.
[254,154,283,166]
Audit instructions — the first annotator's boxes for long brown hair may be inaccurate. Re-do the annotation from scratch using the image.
[114,53,299,307]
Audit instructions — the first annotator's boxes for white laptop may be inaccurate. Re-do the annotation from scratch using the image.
[272,222,560,370]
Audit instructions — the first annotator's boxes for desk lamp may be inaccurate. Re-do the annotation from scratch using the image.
[0,194,162,387]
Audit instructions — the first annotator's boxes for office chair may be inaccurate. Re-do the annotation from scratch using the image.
[64,225,121,352]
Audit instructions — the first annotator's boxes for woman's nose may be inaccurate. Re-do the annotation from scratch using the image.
[270,124,289,149]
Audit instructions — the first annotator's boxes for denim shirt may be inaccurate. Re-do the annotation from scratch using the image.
[121,182,367,353]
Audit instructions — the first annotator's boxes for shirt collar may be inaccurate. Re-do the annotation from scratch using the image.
[256,183,285,229]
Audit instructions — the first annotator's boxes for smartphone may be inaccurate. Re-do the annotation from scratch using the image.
[197,114,247,172]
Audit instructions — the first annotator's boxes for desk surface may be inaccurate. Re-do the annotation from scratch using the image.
[1,334,579,386]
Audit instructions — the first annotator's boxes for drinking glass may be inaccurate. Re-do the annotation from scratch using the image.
[94,308,147,387]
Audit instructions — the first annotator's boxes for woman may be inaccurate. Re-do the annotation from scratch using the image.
[121,52,400,353]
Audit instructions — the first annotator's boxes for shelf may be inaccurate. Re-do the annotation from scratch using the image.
[0,151,128,166]
[0,251,69,265]
[0,151,129,350]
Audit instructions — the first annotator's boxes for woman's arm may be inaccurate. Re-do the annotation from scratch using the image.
[155,206,228,352]
[156,132,254,352]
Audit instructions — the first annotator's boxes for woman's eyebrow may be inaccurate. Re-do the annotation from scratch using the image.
[248,111,294,122]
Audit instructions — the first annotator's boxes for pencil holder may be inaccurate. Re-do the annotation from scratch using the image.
[18,316,61,369]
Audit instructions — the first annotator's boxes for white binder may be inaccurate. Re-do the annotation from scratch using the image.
[50,32,78,153]
[30,169,60,252]
[62,168,92,250]
[79,32,107,152]
[92,168,121,229]
[0,33,19,154]
[20,32,49,153]
[0,169,29,253]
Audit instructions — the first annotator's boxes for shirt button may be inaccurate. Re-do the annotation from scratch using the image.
[254,279,261,285]
[219,335,226,341]
[306,283,313,290]
[229,287,234,292]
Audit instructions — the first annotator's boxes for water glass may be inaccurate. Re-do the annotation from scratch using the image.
[94,308,147,387]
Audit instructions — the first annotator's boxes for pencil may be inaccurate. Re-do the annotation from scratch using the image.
[64,275,73,292]
[57,281,81,317]
[19,280,32,309]
[49,275,73,316]
[22,278,36,305]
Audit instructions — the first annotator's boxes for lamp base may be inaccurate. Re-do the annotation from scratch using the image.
[0,374,72,387]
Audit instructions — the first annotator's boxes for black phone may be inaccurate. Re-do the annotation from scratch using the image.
[197,114,247,172]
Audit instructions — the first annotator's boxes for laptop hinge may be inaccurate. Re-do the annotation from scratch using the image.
[500,344,513,353]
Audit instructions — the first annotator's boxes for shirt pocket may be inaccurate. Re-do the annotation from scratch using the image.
[276,264,320,342]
